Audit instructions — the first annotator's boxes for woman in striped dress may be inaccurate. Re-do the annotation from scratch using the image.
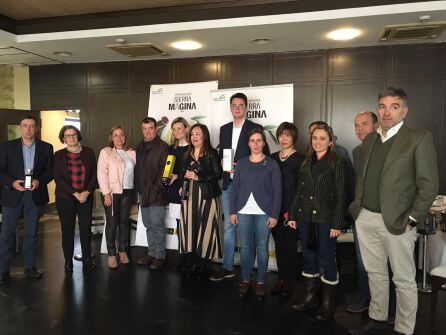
[178,124,222,277]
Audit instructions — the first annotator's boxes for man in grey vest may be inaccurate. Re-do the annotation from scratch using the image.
[348,88,438,335]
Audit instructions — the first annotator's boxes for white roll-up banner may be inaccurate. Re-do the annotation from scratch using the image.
[128,82,294,271]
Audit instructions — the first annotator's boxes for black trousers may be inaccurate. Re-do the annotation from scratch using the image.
[102,189,134,256]
[271,215,299,281]
[56,195,93,262]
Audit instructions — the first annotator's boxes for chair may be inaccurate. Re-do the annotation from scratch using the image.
[430,265,446,332]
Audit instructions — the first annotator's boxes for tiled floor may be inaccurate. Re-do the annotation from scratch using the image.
[0,217,444,335]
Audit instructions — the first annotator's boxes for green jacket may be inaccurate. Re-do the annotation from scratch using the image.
[349,124,439,235]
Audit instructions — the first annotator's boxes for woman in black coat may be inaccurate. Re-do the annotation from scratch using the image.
[178,123,222,277]
[271,122,305,297]
[288,124,345,321]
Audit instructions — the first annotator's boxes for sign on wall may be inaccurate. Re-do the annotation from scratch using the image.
[210,84,294,153]
[134,81,218,250]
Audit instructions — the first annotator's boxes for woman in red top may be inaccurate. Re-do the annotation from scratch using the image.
[53,125,97,273]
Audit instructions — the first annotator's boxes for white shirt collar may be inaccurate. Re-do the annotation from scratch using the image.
[377,121,404,142]
[233,118,246,129]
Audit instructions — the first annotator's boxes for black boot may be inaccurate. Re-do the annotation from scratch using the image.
[291,277,319,311]
[82,258,96,272]
[64,259,73,273]
[309,282,337,322]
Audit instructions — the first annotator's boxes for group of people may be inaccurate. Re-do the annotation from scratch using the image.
[0,87,439,335]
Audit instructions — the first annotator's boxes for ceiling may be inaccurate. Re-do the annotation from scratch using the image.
[0,0,280,20]
[0,1,446,66]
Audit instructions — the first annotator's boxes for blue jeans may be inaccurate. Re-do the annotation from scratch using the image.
[237,214,270,283]
[300,221,338,283]
[0,191,41,272]
[222,183,236,270]
[140,206,166,259]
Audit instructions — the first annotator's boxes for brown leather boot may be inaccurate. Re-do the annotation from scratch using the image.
[309,282,337,322]
[150,259,164,270]
[292,277,320,311]
[137,254,154,265]
[238,281,251,298]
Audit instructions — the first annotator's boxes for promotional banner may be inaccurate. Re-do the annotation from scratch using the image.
[210,84,294,153]
[134,81,218,250]
[210,84,294,270]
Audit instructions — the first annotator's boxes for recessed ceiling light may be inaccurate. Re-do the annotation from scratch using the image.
[251,38,271,45]
[53,51,72,56]
[171,40,202,50]
[327,28,361,41]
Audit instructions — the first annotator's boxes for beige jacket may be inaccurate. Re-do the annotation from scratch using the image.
[97,147,136,195]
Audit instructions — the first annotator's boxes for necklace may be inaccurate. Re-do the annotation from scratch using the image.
[280,149,295,160]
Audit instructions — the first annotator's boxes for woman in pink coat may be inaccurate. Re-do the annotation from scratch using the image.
[97,126,136,268]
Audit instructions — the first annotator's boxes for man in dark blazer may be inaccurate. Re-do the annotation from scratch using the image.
[210,92,269,281]
[0,115,54,284]
[348,88,438,335]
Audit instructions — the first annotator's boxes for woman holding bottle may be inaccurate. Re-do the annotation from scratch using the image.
[168,117,190,272]
[178,123,222,278]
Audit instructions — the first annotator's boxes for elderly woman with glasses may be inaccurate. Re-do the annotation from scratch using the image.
[54,125,97,273]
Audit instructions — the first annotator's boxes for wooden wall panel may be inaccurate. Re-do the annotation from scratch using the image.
[29,43,446,192]
[174,58,218,83]
[129,60,173,89]
[88,62,128,89]
[329,47,386,81]
[388,44,446,79]
[30,64,86,110]
[218,54,272,87]
[327,80,385,156]
[128,89,150,148]
[292,83,326,153]
[273,51,326,83]
[86,90,129,154]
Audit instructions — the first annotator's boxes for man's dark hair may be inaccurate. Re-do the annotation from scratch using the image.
[141,117,157,126]
[19,114,39,126]
[230,92,248,106]
[378,87,408,105]
[370,112,378,123]
[308,120,328,130]
[58,125,82,143]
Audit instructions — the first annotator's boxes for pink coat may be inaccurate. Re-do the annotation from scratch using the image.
[97,147,136,195]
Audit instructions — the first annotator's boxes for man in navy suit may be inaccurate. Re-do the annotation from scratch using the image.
[210,92,269,281]
[0,115,53,284]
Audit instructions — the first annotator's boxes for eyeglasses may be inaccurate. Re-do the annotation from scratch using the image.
[64,134,78,138]
[377,104,402,112]
[230,104,246,111]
